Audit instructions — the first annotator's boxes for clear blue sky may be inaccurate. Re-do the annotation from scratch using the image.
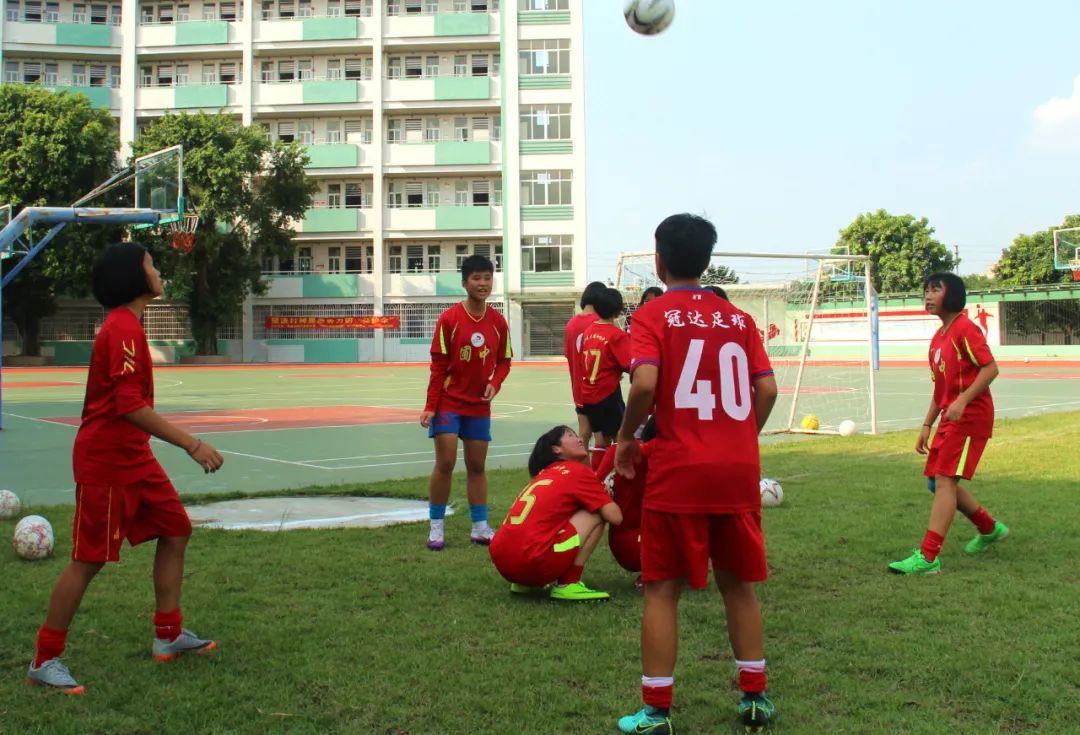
[582,0,1080,282]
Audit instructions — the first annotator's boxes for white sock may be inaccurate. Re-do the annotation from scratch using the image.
[429,519,445,537]
[471,520,490,533]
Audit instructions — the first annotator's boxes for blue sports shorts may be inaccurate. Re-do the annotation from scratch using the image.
[428,411,492,442]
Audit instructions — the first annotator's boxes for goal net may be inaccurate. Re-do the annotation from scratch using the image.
[615,251,878,435]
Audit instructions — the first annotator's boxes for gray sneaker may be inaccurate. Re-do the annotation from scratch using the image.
[152,629,217,662]
[26,658,85,694]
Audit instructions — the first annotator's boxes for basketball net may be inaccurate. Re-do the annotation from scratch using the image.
[168,213,200,254]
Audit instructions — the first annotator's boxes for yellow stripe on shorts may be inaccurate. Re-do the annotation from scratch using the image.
[954,436,972,476]
[553,533,581,553]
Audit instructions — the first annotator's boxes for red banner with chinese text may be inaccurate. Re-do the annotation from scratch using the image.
[264,315,400,330]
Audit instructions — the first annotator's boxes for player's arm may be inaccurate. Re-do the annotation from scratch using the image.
[122,407,223,473]
[752,374,778,433]
[485,321,513,401]
[599,501,623,526]
[916,397,939,454]
[613,332,632,374]
[945,360,999,421]
[614,363,656,478]
[423,316,451,423]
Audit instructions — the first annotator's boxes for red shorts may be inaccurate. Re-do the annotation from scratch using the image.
[608,524,642,573]
[72,468,192,563]
[641,509,767,588]
[924,430,988,481]
[489,521,581,587]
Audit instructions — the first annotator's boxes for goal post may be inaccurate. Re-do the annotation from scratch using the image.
[615,250,879,435]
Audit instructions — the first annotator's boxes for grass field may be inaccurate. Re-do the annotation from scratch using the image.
[2,410,1078,734]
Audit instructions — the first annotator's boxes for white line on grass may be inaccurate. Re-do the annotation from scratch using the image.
[215,449,328,469]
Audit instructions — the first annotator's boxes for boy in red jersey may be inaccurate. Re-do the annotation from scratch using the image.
[564,281,606,448]
[614,214,779,734]
[490,426,622,600]
[420,254,512,551]
[580,288,631,463]
[888,272,1007,575]
[27,244,223,695]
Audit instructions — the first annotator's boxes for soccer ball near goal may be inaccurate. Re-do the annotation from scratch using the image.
[838,420,857,437]
[13,515,54,560]
[800,415,820,431]
[760,479,784,508]
[0,489,21,520]
[624,0,675,35]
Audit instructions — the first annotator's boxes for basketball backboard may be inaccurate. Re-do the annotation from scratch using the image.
[133,145,184,229]
[1052,227,1080,270]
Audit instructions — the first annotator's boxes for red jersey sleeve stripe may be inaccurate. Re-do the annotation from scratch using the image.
[752,369,775,379]
[630,358,660,371]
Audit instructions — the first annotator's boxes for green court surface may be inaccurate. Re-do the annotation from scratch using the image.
[1,362,1079,506]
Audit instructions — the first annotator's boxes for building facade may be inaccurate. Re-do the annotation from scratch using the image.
[0,0,585,361]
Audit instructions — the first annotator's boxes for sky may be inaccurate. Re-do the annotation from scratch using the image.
[581,0,1080,282]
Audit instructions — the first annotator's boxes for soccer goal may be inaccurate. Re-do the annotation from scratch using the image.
[615,250,879,435]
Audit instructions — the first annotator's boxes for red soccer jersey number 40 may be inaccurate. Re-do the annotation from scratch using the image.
[674,339,753,421]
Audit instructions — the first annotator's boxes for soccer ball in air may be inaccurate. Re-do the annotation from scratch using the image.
[624,0,675,35]
[760,479,784,508]
[13,515,54,560]
[838,420,857,437]
[800,414,820,431]
[0,489,20,520]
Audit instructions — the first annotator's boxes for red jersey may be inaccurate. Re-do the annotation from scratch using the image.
[630,288,774,513]
[425,302,512,417]
[929,313,995,437]
[72,308,160,485]
[564,311,599,408]
[491,461,611,562]
[580,321,630,405]
[595,441,651,529]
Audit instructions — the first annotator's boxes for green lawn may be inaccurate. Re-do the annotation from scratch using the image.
[2,412,1078,734]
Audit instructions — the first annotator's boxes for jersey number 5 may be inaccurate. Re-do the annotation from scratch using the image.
[674,339,752,421]
[507,479,554,525]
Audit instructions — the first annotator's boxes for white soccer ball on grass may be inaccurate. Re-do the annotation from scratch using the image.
[838,420,857,437]
[759,479,784,508]
[0,489,21,520]
[13,515,54,560]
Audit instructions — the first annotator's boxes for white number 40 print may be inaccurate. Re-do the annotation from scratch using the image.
[674,339,752,421]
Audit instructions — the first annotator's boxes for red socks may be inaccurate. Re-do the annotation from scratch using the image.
[34,625,68,667]
[642,676,673,709]
[967,506,997,535]
[153,608,183,642]
[558,564,584,586]
[736,659,768,693]
[920,530,945,562]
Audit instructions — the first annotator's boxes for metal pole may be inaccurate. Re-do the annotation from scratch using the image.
[866,261,878,435]
[786,261,824,431]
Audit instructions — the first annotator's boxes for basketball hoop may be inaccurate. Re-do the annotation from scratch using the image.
[168,213,200,254]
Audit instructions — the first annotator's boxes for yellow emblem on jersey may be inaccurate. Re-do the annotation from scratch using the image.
[460,345,472,362]
[121,340,136,374]
[479,346,490,360]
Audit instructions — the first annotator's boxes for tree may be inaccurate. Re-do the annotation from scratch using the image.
[133,113,318,355]
[993,214,1080,286]
[0,86,119,356]
[834,209,953,294]
[701,264,739,285]
[962,273,996,291]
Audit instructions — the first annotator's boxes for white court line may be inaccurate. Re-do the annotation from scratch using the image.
[216,448,328,469]
[297,442,536,464]
[1,412,77,428]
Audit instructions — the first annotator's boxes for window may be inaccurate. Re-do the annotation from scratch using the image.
[427,244,441,272]
[202,2,216,19]
[4,62,18,84]
[298,0,312,16]
[407,245,423,273]
[425,55,440,78]
[298,120,314,144]
[156,63,173,86]
[326,59,342,80]
[298,247,313,273]
[109,3,120,23]
[89,64,108,87]
[260,0,271,18]
[278,0,294,17]
[140,65,152,86]
[387,57,402,79]
[404,117,422,142]
[522,235,572,272]
[426,182,440,207]
[405,182,424,208]
[72,2,86,22]
[519,0,568,9]
[173,64,188,86]
[89,3,106,22]
[44,0,59,21]
[278,59,295,82]
[520,103,570,140]
[388,245,402,274]
[404,56,422,79]
[158,3,173,22]
[109,65,121,87]
[519,39,570,75]
[220,62,238,84]
[47,64,60,87]
[386,182,402,207]
[327,183,341,207]
[345,118,371,144]
[344,0,370,16]
[471,115,490,140]
[386,118,403,143]
[326,0,340,14]
[454,180,469,206]
[260,61,273,82]
[345,182,365,207]
[24,0,41,21]
[277,121,295,142]
[520,169,571,206]
[22,62,41,84]
[327,246,341,273]
[471,54,488,77]
[325,120,341,143]
[424,116,440,142]
[453,54,468,77]
[6,1,19,22]
[454,116,468,142]
[344,245,366,272]
[494,241,503,271]
[220,1,236,19]
[297,58,313,81]
[471,180,489,206]
[140,4,153,22]
[344,57,370,80]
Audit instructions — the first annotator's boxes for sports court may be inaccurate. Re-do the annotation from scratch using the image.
[2,360,1078,506]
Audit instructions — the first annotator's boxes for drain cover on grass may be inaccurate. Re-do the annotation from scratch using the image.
[187,496,449,531]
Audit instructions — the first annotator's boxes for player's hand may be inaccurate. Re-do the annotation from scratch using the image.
[915,425,931,455]
[420,410,435,428]
[614,440,641,479]
[482,383,497,402]
[944,399,967,422]
[188,439,223,474]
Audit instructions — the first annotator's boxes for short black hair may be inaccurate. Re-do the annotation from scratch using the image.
[655,213,717,280]
[528,425,573,477]
[707,285,728,300]
[580,281,607,309]
[639,286,664,305]
[92,243,151,308]
[594,287,624,320]
[461,254,494,282]
[924,272,966,312]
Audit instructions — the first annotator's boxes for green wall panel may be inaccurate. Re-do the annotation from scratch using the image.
[268,339,359,363]
[522,272,574,288]
[435,272,466,296]
[518,75,570,90]
[301,274,359,298]
[175,21,229,45]
[302,208,359,232]
[305,143,359,168]
[302,16,358,40]
[174,85,228,108]
[55,23,112,46]
[521,205,573,221]
[517,10,570,24]
[54,86,112,108]
[520,140,572,154]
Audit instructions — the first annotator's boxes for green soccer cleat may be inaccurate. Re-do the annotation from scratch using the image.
[509,582,551,595]
[549,581,610,601]
[964,521,1009,555]
[617,705,672,734]
[888,549,941,575]
[737,691,776,732]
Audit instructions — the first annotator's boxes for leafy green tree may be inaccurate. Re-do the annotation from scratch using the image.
[962,273,996,291]
[834,209,953,294]
[133,113,317,355]
[701,264,739,285]
[0,86,119,356]
[994,215,1080,286]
